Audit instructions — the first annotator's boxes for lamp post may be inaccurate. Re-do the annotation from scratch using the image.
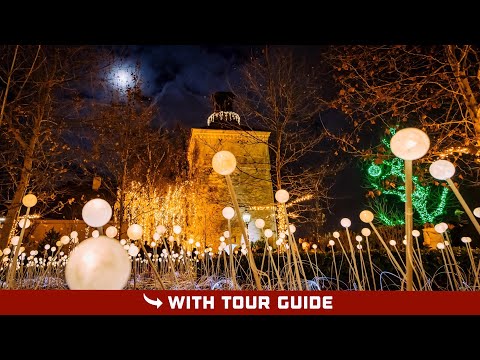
[222,206,237,289]
[212,150,262,290]
[7,193,37,288]
[390,128,430,291]
[242,210,251,243]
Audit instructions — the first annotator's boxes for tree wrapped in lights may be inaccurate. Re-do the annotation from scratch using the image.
[365,128,451,226]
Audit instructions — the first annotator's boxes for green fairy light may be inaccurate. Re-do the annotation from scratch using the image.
[368,164,382,177]
[366,127,450,225]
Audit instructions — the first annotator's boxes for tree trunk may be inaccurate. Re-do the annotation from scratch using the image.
[445,45,480,143]
[0,126,39,248]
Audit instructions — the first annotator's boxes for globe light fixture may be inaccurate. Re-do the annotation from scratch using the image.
[82,198,112,228]
[359,210,374,223]
[60,236,70,245]
[474,208,480,218]
[18,218,31,229]
[275,189,289,203]
[264,229,273,238]
[361,228,371,237]
[390,127,430,291]
[212,150,237,176]
[105,226,118,239]
[255,219,265,229]
[340,218,351,228]
[127,224,143,240]
[222,206,235,220]
[173,225,182,235]
[65,236,131,290]
[22,193,37,208]
[429,160,455,180]
[390,128,430,161]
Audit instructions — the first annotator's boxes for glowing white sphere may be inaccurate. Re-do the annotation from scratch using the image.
[195,241,201,248]
[127,224,143,240]
[223,231,230,239]
[288,224,296,235]
[275,239,283,246]
[219,236,225,242]
[44,244,50,250]
[461,237,472,244]
[22,193,38,208]
[153,233,161,241]
[340,218,351,228]
[10,236,20,246]
[91,230,100,238]
[120,239,127,246]
[328,240,335,246]
[60,235,70,245]
[311,244,317,250]
[275,189,290,203]
[264,229,273,238]
[65,236,131,290]
[128,244,139,257]
[70,231,78,239]
[333,231,340,239]
[412,230,420,237]
[279,232,286,239]
[105,226,118,239]
[212,150,237,176]
[156,225,166,234]
[390,127,430,160]
[82,198,112,228]
[429,160,455,180]
[355,235,362,242]
[356,244,362,250]
[359,210,374,223]
[173,225,182,235]
[389,240,397,246]
[18,218,31,229]
[222,207,235,220]
[402,239,407,245]
[434,223,448,234]
[436,243,445,250]
[473,207,480,218]
[150,242,157,248]
[3,248,11,255]
[188,238,194,244]
[255,219,266,229]
[361,228,371,237]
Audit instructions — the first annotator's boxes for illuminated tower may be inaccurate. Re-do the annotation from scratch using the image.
[187,92,275,249]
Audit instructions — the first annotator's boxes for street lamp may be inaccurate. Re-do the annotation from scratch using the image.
[242,211,251,225]
[390,127,430,291]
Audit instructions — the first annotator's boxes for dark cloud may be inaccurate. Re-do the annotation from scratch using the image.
[125,45,254,128]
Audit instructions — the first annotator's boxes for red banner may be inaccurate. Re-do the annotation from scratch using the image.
[0,291,479,315]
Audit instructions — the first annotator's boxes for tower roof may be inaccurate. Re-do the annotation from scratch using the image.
[207,91,242,128]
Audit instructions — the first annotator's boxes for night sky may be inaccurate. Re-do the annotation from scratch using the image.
[116,45,364,231]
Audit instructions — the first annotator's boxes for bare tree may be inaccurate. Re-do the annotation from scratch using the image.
[231,46,342,231]
[79,67,188,239]
[326,45,480,182]
[0,45,101,248]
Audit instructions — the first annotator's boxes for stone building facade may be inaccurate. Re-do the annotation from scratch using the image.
[186,92,276,250]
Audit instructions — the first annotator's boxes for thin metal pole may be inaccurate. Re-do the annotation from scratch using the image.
[405,160,414,291]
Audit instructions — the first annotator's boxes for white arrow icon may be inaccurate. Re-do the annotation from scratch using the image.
[143,293,163,309]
